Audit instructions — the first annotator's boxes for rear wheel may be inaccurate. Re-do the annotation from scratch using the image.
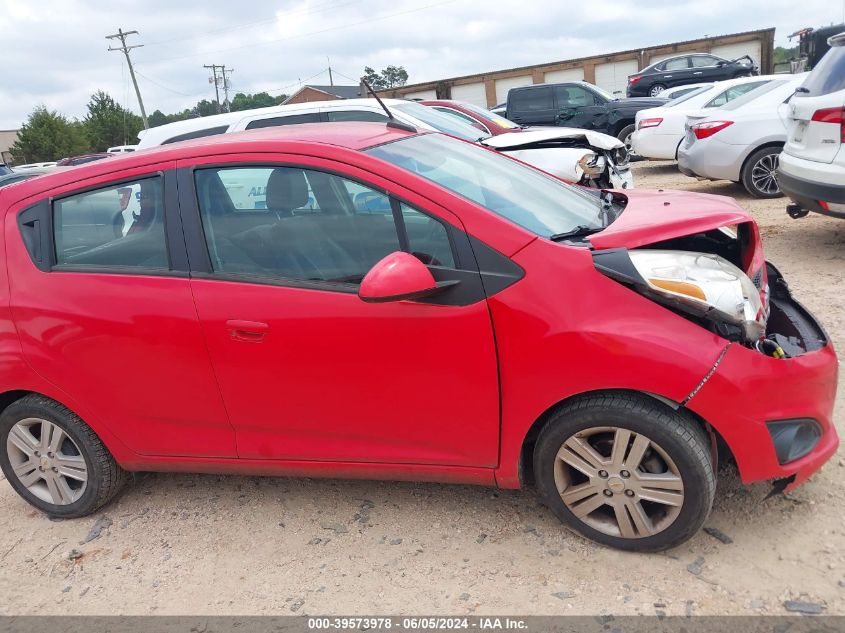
[0,395,126,518]
[741,146,783,198]
[534,393,715,551]
[649,84,667,97]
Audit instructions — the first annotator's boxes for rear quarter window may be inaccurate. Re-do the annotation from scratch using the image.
[800,46,845,96]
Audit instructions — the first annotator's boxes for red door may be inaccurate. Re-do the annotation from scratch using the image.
[181,160,501,466]
[7,167,236,458]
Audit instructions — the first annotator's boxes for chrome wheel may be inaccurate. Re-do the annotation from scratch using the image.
[554,426,684,539]
[649,85,666,97]
[750,153,780,196]
[6,418,88,505]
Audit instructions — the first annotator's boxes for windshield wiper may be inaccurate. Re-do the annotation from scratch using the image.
[549,225,603,242]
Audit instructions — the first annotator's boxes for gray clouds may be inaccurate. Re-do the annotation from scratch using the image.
[0,0,841,127]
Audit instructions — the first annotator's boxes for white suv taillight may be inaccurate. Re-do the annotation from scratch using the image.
[811,107,845,143]
[691,120,733,140]
[638,118,663,129]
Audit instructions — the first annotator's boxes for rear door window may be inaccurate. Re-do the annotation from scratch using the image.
[663,57,690,71]
[325,110,389,122]
[244,113,322,130]
[53,176,168,269]
[510,87,553,111]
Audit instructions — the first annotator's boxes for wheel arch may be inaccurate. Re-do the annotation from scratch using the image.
[517,388,732,487]
[739,141,785,181]
[0,389,137,465]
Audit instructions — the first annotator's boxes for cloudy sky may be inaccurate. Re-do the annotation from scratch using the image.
[1,0,843,129]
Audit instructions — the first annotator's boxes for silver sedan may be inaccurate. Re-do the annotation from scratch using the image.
[677,74,807,198]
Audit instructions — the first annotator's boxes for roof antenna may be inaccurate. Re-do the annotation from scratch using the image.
[361,77,417,133]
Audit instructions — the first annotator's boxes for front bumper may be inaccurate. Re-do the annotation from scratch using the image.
[777,159,845,219]
[684,264,839,491]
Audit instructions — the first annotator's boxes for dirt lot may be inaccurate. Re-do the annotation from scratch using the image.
[1,161,844,616]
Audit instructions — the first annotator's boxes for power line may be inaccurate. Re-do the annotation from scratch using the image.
[144,0,347,47]
[133,69,206,98]
[147,0,457,64]
[106,28,150,130]
[267,68,331,95]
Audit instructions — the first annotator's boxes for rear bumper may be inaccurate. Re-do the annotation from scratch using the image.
[777,160,845,219]
[631,129,682,160]
[677,137,743,182]
[684,265,839,490]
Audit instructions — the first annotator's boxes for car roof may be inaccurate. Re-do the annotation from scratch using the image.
[137,98,410,147]
[3,122,420,204]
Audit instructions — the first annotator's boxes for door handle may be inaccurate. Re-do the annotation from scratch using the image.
[693,71,703,75]
[226,319,269,343]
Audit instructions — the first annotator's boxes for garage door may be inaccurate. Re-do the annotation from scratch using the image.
[595,60,640,97]
[711,41,763,67]
[495,76,532,104]
[543,68,585,83]
[451,82,488,107]
[404,89,437,100]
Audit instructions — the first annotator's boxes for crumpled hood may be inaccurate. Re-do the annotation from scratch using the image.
[481,127,624,151]
[588,190,750,250]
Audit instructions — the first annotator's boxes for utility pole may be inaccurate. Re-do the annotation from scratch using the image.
[221,66,234,112]
[205,64,222,113]
[106,28,149,129]
[205,65,233,113]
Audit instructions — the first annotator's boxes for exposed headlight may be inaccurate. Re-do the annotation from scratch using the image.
[611,146,630,168]
[576,153,605,179]
[629,250,767,341]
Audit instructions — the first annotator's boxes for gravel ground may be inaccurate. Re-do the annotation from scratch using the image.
[0,161,844,616]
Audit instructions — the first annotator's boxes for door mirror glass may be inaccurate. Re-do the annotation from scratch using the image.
[359,251,442,303]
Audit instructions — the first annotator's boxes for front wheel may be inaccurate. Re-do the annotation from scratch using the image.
[617,124,637,157]
[741,147,783,198]
[534,393,715,551]
[0,395,127,518]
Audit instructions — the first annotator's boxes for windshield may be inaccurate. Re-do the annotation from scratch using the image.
[457,101,520,129]
[366,133,605,237]
[798,44,845,96]
[592,86,615,101]
[392,102,491,142]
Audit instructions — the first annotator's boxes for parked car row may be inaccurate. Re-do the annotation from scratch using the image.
[136,97,634,190]
[626,31,844,208]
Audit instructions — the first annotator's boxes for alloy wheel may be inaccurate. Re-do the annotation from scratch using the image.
[750,153,780,196]
[554,426,684,539]
[649,85,665,97]
[6,418,88,505]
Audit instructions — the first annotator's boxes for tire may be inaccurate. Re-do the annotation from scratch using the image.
[649,84,667,97]
[741,146,783,198]
[533,392,715,552]
[0,395,126,518]
[617,124,637,156]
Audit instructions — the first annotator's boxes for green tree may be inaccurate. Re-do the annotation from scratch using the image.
[362,65,409,90]
[83,91,144,151]
[10,107,89,164]
[230,91,287,112]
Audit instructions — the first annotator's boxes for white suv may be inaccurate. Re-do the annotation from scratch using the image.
[779,31,845,218]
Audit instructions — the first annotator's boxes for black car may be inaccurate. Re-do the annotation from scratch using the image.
[505,81,666,149]
[627,53,758,97]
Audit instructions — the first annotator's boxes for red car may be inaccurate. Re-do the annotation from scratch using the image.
[421,99,524,136]
[0,123,837,551]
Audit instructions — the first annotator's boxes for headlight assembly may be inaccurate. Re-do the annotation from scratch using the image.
[594,249,768,343]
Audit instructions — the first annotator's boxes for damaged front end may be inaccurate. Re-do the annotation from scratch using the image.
[592,221,825,358]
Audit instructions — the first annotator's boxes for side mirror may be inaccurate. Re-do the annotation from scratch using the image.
[358,251,456,303]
